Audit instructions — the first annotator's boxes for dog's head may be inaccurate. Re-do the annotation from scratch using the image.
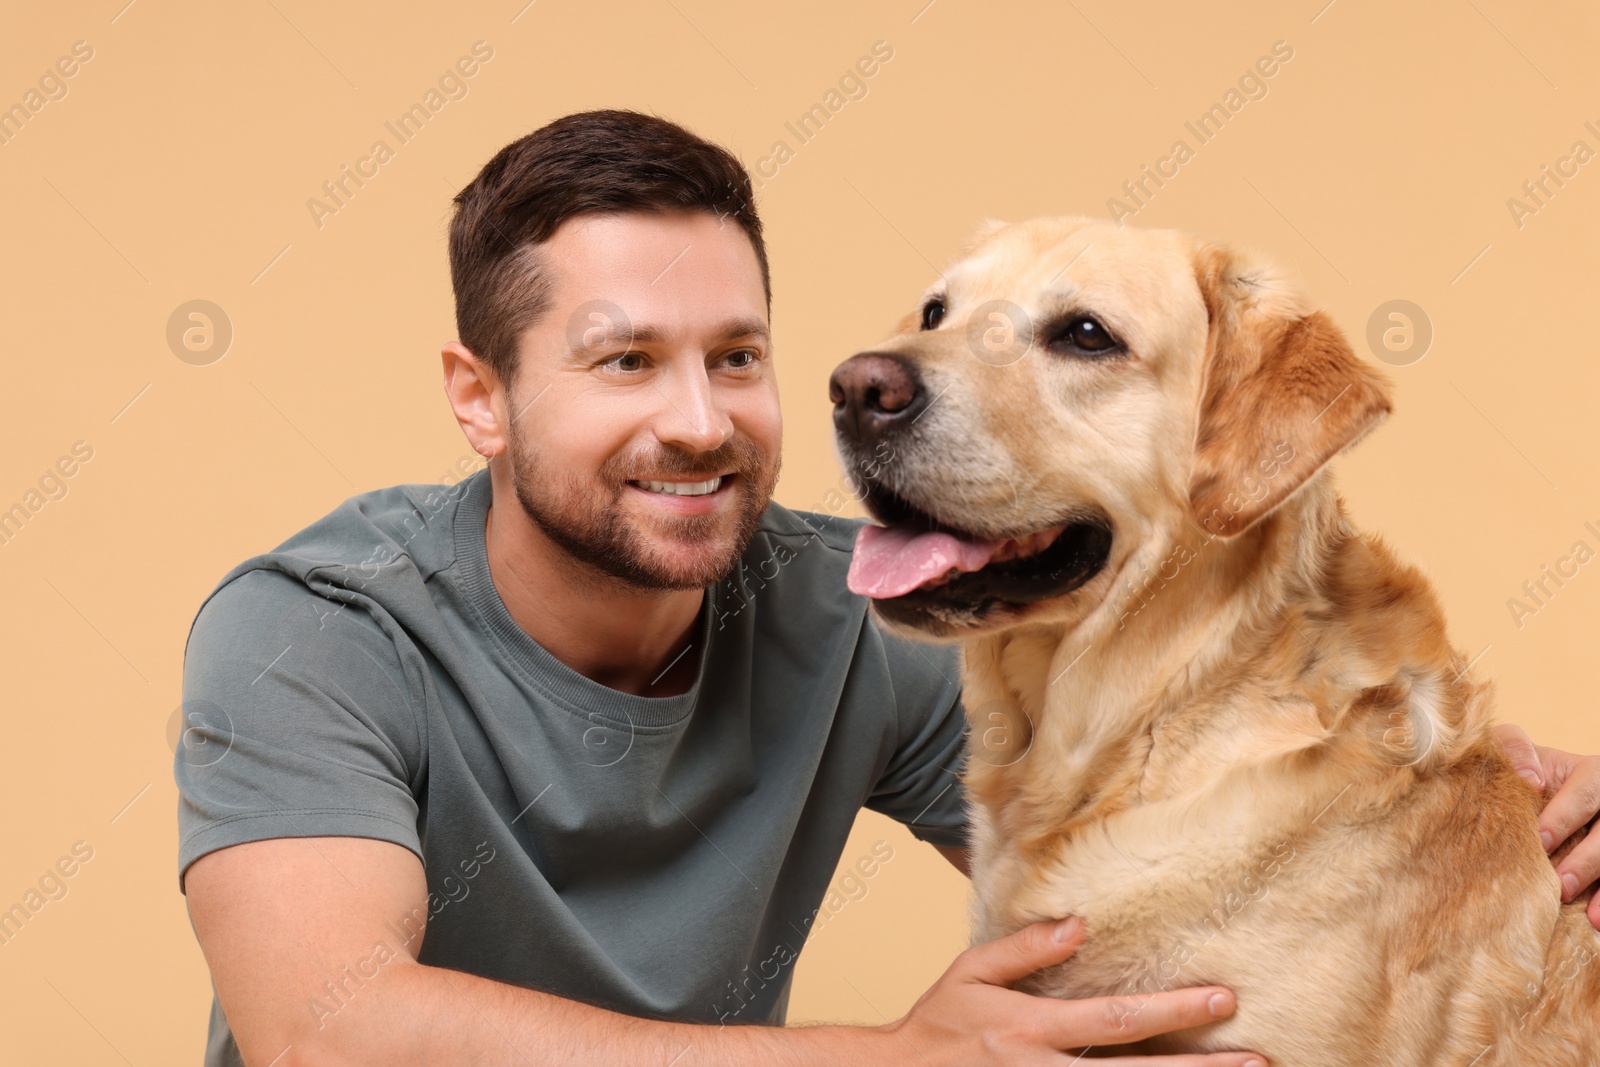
[833,215,1393,638]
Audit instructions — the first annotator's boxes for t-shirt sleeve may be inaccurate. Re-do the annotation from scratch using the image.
[174,567,425,894]
[862,615,971,849]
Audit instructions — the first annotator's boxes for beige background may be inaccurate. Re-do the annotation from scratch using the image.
[2,0,1597,1060]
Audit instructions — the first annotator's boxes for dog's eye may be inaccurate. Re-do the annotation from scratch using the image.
[1047,315,1121,356]
[920,297,946,331]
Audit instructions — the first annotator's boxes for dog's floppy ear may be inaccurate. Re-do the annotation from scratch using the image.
[1188,243,1393,538]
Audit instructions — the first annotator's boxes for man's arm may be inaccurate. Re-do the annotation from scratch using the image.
[184,835,886,1066]
[185,836,1264,1067]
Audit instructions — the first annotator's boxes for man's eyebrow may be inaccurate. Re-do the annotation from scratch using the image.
[710,317,771,345]
[570,316,770,352]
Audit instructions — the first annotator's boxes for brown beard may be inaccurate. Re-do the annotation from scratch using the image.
[506,421,781,591]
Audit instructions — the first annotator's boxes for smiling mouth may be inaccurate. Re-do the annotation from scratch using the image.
[626,473,733,497]
[846,481,1113,616]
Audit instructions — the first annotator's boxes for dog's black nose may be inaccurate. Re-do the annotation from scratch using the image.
[829,352,927,443]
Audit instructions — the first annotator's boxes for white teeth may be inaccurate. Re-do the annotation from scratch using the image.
[633,476,723,496]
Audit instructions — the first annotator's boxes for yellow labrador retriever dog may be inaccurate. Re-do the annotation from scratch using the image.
[830,216,1599,1065]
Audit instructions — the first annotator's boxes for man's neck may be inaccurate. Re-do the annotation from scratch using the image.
[481,481,705,699]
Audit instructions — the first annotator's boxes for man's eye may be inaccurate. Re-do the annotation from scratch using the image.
[607,352,646,371]
[726,349,758,368]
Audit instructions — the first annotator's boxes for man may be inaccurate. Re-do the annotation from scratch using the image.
[176,109,1600,1066]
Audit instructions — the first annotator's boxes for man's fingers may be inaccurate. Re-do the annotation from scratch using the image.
[1537,755,1600,855]
[1493,723,1544,790]
[957,917,1085,987]
[1556,824,1600,904]
[1041,984,1239,1049]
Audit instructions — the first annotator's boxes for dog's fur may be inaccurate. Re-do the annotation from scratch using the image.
[838,217,1599,1064]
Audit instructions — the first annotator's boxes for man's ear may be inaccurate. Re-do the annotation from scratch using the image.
[441,340,508,460]
[1187,243,1393,538]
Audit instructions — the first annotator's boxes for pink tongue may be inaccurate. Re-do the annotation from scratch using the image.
[848,523,1003,599]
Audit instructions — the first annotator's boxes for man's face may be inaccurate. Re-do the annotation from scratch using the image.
[503,210,782,590]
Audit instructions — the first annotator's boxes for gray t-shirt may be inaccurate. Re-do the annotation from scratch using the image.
[175,469,970,1065]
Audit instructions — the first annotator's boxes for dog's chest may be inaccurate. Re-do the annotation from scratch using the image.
[973,808,1405,1063]
[1137,694,1325,798]
[965,753,1557,1067]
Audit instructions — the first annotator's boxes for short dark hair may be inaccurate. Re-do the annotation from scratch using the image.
[448,109,769,386]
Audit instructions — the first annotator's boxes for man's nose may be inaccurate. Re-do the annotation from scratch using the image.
[828,352,927,444]
[654,365,733,453]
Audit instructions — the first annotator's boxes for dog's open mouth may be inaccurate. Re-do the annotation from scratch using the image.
[846,482,1114,612]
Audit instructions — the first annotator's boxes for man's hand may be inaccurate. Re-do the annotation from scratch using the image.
[882,916,1267,1066]
[1492,723,1600,931]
